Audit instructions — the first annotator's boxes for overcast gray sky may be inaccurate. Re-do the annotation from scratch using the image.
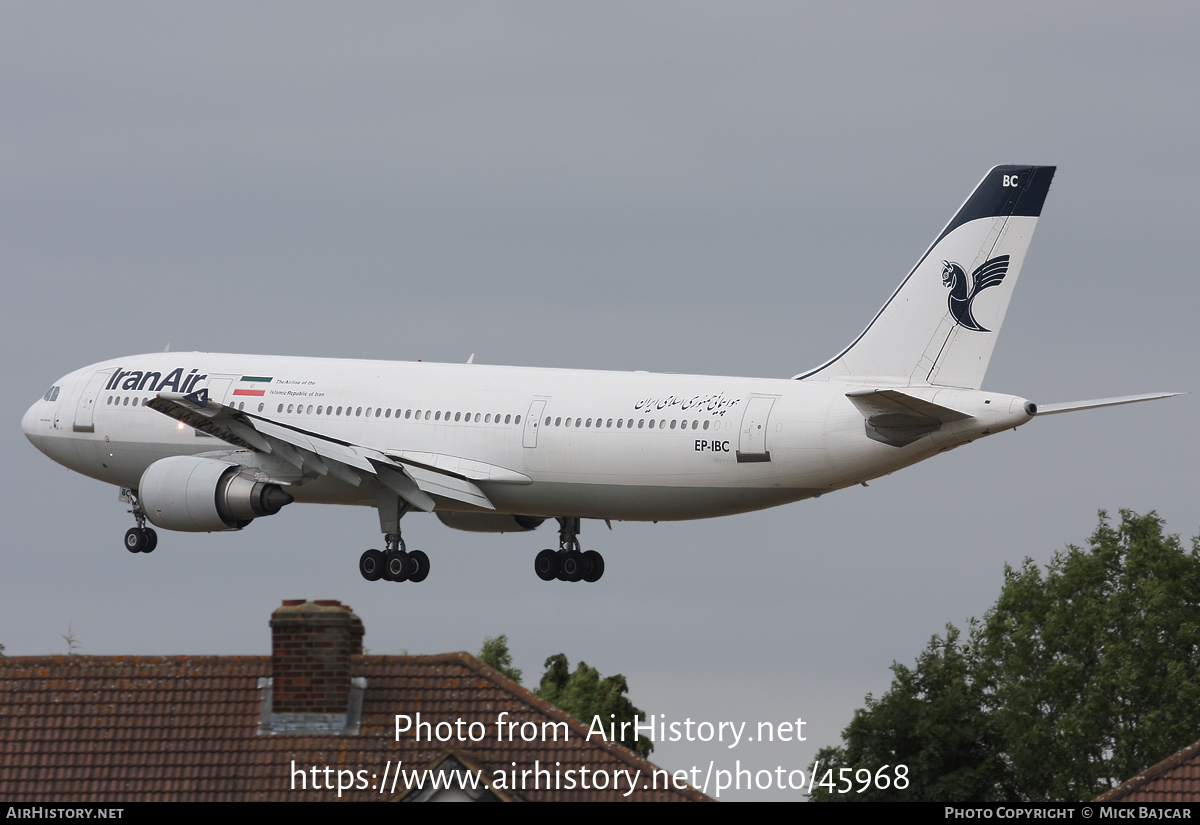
[3,2,1197,800]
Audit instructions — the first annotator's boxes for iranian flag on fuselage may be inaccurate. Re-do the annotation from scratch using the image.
[232,376,272,397]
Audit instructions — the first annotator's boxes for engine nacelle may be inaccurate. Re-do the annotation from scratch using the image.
[139,455,294,532]
[437,512,545,533]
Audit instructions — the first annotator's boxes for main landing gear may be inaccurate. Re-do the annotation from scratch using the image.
[534,517,604,583]
[361,490,429,584]
[359,535,429,584]
[122,489,157,554]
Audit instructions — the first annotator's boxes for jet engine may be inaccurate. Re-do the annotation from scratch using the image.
[437,512,545,533]
[139,455,294,532]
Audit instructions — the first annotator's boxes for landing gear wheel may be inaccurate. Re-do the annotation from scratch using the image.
[407,550,430,583]
[359,549,384,582]
[142,528,157,554]
[535,549,559,581]
[385,550,409,582]
[561,550,585,582]
[124,527,149,554]
[582,550,604,582]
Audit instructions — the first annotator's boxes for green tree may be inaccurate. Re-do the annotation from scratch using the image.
[478,634,523,683]
[536,654,654,757]
[811,510,1200,802]
[977,510,1200,800]
[810,625,1008,801]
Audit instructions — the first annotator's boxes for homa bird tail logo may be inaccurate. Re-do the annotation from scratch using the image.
[941,254,1010,332]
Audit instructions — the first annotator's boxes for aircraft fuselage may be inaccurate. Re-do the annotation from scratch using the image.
[23,352,1033,522]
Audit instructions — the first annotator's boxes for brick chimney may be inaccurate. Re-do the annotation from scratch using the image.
[269,599,364,715]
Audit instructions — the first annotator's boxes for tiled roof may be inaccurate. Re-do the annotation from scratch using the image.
[0,652,710,802]
[1095,738,1200,803]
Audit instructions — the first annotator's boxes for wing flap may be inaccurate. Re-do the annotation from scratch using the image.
[387,450,532,485]
[372,462,436,512]
[403,464,495,510]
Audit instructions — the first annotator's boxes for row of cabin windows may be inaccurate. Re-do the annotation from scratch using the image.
[103,393,727,434]
[544,416,717,431]
[107,395,150,407]
[276,403,521,425]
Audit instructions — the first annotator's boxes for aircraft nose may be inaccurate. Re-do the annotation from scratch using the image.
[22,399,40,443]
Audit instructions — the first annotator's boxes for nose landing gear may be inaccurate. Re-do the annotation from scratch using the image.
[121,488,157,553]
[534,518,604,583]
[124,526,157,554]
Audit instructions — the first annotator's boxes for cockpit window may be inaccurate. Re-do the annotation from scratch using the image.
[43,386,60,401]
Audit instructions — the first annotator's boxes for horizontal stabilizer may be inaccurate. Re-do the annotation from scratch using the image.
[1034,392,1183,416]
[846,389,972,424]
[846,388,971,448]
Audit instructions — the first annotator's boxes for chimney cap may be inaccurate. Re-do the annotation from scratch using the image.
[272,599,354,616]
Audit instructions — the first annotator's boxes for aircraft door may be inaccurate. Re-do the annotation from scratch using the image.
[524,399,547,448]
[72,371,113,433]
[196,377,235,438]
[203,377,234,405]
[736,396,776,463]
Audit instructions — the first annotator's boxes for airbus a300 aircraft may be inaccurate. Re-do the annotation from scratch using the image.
[22,166,1177,584]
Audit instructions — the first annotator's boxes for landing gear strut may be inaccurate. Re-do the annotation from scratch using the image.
[122,488,157,554]
[361,490,429,584]
[535,517,604,583]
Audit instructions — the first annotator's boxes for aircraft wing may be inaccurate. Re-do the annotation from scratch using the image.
[146,389,504,512]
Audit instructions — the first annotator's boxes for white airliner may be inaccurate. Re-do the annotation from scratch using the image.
[22,166,1178,584]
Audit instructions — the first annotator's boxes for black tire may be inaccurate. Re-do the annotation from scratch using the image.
[561,550,584,582]
[385,550,409,582]
[359,549,384,582]
[582,550,604,582]
[535,549,559,581]
[407,550,430,583]
[125,528,146,553]
[142,528,158,554]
